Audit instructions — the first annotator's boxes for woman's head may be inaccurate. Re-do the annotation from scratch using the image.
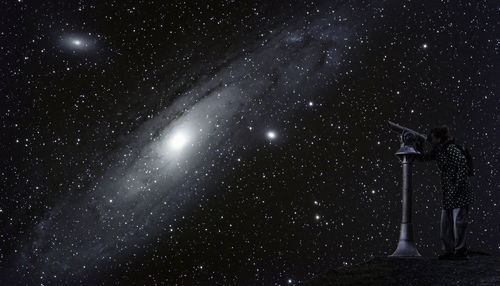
[427,125,450,145]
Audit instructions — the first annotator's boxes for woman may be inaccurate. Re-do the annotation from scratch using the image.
[417,125,475,260]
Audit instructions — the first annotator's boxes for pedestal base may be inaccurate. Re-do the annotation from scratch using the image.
[390,223,421,257]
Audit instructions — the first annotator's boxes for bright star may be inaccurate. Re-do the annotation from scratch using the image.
[422,43,428,49]
[267,131,276,140]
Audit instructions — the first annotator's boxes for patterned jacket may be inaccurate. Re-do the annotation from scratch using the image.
[417,138,475,210]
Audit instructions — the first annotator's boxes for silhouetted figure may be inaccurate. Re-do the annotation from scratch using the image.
[416,125,475,260]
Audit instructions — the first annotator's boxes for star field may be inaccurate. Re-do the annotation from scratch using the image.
[0,0,499,285]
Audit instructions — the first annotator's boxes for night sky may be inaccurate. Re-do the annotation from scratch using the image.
[1,0,499,285]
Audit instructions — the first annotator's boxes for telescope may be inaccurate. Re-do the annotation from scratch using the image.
[387,120,425,257]
[388,121,427,147]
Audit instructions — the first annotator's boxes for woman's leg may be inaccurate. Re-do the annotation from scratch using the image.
[453,206,469,256]
[440,209,455,254]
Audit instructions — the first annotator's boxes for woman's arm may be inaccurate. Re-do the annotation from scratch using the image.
[416,146,437,162]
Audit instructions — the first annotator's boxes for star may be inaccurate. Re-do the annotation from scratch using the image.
[266,131,277,140]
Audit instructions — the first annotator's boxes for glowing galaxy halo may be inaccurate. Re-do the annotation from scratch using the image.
[60,33,96,52]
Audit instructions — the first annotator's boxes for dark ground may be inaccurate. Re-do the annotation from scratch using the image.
[301,252,500,286]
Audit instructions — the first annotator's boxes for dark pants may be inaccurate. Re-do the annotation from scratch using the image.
[440,205,469,254]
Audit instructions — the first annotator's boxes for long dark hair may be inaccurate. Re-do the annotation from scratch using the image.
[427,125,450,143]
